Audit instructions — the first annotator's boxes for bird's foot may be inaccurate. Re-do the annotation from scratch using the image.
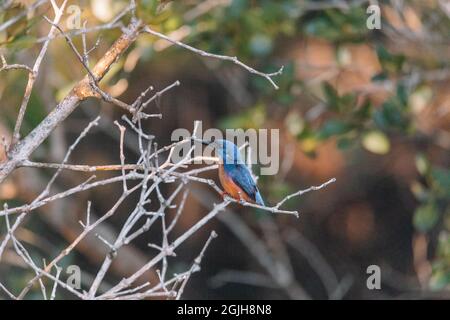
[220,191,231,201]
[237,192,246,204]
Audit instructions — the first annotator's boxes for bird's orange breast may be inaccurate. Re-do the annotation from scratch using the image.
[218,165,254,203]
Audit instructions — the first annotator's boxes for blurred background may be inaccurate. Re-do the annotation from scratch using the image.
[0,0,449,299]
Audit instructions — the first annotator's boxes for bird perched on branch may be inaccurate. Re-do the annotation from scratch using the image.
[203,139,265,206]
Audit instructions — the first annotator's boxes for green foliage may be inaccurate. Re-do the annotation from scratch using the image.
[375,45,406,74]
[180,0,298,60]
[430,233,450,290]
[413,158,450,289]
[303,6,369,41]
[413,202,439,232]
[317,119,352,140]
[431,168,450,199]
[373,87,410,131]
[219,104,266,129]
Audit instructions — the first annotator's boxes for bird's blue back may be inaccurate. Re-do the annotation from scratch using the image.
[216,139,264,206]
[223,163,265,206]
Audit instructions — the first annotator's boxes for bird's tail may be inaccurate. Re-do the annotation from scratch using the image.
[255,191,265,206]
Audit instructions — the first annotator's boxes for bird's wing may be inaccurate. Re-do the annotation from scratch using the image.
[227,164,259,201]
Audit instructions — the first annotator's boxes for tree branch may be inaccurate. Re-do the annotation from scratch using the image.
[0,18,143,184]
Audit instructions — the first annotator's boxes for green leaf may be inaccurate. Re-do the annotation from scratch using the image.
[339,93,356,113]
[249,34,273,57]
[304,16,340,40]
[373,99,408,130]
[396,83,408,107]
[429,269,450,291]
[322,83,339,111]
[303,7,368,40]
[413,202,439,232]
[353,100,372,120]
[228,0,249,18]
[337,136,354,150]
[376,45,392,61]
[371,72,388,82]
[431,168,450,197]
[318,119,352,139]
[362,130,390,155]
[436,232,450,259]
[376,45,405,72]
[415,154,430,176]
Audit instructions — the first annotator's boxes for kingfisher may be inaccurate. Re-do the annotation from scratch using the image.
[202,139,265,206]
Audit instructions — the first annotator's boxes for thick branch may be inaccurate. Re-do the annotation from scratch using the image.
[0,19,143,184]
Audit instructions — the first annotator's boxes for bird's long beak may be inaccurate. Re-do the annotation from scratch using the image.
[201,140,212,146]
[191,137,212,146]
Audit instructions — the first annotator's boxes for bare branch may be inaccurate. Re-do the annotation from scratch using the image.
[0,18,142,184]
[0,53,33,73]
[143,26,283,89]
[11,0,68,146]
[176,231,218,300]
[0,282,17,300]
[275,178,337,210]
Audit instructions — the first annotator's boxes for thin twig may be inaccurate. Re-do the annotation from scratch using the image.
[143,26,283,89]
[176,231,218,299]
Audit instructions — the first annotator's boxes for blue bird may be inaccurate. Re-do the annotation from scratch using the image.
[204,139,265,206]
